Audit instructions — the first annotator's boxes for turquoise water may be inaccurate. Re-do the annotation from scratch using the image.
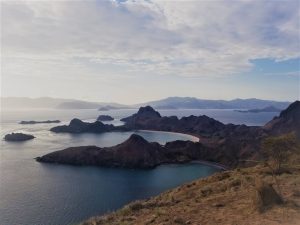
[0,108,278,225]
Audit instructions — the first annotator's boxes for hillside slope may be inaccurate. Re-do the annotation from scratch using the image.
[82,163,300,225]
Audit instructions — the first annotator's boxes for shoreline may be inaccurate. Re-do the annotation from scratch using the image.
[191,160,229,171]
[137,129,200,142]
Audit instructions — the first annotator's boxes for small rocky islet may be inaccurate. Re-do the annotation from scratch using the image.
[19,120,61,124]
[97,115,114,121]
[4,132,35,142]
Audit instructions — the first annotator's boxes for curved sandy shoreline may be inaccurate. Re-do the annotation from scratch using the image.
[137,129,200,142]
[137,130,228,170]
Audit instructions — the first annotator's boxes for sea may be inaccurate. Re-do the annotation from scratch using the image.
[0,108,279,225]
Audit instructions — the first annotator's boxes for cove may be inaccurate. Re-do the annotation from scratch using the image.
[0,126,220,225]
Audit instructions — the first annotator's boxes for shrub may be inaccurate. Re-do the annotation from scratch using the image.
[262,133,297,174]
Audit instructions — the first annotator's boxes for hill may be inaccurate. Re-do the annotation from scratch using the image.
[82,162,300,225]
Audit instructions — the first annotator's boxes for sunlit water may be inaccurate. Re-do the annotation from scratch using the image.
[0,108,278,225]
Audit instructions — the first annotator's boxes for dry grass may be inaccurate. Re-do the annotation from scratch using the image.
[82,162,300,225]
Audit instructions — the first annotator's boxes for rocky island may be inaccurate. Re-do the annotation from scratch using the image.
[235,106,282,113]
[20,120,61,124]
[40,101,300,169]
[50,118,127,133]
[97,115,114,121]
[4,132,35,142]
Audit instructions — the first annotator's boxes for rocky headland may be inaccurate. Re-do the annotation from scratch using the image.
[4,132,35,142]
[36,134,213,169]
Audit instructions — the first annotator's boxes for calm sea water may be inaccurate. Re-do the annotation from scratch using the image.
[0,108,279,225]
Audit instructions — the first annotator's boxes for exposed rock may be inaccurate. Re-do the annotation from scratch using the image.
[20,120,61,124]
[4,133,35,142]
[97,115,114,121]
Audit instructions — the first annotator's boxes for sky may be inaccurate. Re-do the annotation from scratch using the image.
[1,0,300,104]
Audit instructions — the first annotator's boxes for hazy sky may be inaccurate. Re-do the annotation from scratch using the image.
[1,0,300,104]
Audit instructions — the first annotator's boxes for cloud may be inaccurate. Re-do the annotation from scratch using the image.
[1,0,299,77]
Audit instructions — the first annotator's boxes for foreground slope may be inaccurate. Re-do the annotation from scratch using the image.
[80,101,300,225]
[82,163,300,225]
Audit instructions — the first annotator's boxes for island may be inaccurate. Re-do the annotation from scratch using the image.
[50,118,127,133]
[97,115,114,121]
[234,106,282,113]
[41,101,300,169]
[4,133,35,142]
[20,120,61,124]
[98,105,119,111]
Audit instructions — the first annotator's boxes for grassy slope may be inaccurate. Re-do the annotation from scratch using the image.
[82,162,300,225]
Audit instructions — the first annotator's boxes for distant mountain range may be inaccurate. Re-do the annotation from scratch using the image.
[1,96,291,110]
[1,97,128,110]
[135,97,290,110]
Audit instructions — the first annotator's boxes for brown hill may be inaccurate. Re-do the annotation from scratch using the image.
[264,101,300,137]
[82,162,300,225]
